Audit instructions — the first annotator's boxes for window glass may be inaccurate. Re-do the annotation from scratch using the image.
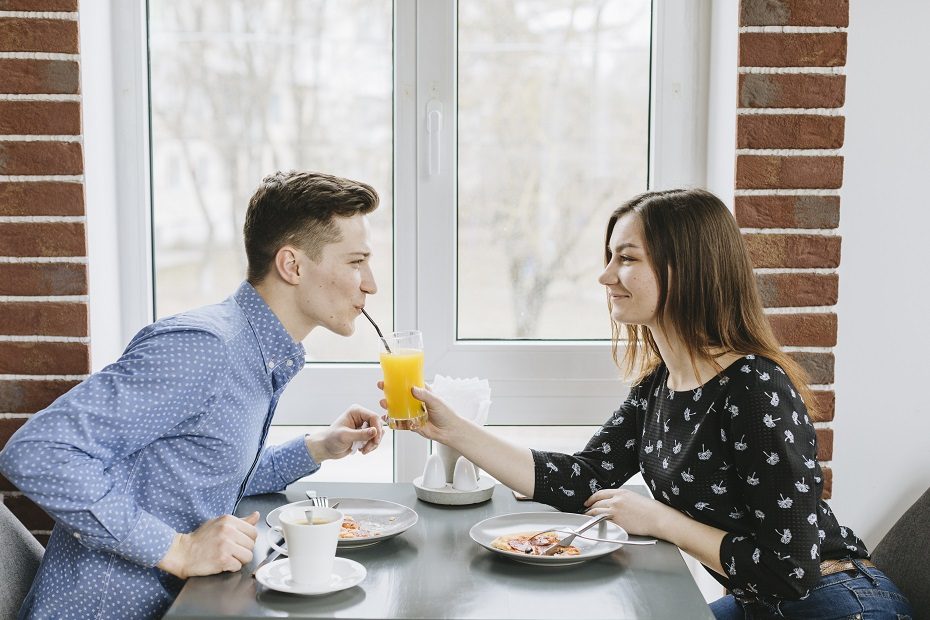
[149,0,394,361]
[457,0,651,339]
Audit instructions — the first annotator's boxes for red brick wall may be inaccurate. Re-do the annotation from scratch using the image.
[738,0,848,498]
[0,0,86,544]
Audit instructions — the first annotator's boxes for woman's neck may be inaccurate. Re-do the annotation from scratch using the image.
[649,326,743,391]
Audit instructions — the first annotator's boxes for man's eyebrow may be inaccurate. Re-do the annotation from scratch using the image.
[345,251,371,257]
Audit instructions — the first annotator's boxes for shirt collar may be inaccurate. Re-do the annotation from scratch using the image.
[233,281,306,377]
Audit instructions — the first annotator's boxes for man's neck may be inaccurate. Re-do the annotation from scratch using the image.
[250,280,313,343]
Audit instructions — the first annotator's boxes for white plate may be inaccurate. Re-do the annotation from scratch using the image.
[412,475,495,505]
[254,557,365,595]
[469,512,628,566]
[266,498,418,548]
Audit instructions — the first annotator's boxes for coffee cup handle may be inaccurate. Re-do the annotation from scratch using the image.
[268,525,287,554]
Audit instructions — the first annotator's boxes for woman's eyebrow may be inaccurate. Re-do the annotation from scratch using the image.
[612,242,640,253]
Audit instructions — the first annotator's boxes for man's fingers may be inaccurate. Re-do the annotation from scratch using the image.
[242,511,260,526]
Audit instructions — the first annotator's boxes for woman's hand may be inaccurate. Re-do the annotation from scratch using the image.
[584,488,674,539]
[376,382,466,446]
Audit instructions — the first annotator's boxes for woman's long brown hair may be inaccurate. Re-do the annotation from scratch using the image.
[605,188,818,418]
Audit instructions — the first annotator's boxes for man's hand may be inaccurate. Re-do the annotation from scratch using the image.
[157,512,260,579]
[305,405,384,462]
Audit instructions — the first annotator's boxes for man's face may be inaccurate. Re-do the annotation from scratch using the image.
[296,214,377,336]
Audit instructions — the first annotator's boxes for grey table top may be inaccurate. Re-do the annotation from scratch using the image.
[164,482,713,619]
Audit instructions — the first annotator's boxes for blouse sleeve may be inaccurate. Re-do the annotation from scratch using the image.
[719,359,823,599]
[531,381,645,513]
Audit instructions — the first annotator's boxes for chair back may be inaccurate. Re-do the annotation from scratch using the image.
[0,501,44,619]
[871,486,930,619]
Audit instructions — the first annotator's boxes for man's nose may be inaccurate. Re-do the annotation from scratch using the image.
[361,265,378,295]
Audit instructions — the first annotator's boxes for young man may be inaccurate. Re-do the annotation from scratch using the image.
[0,171,386,619]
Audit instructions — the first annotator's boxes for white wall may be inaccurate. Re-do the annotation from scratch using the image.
[831,2,930,549]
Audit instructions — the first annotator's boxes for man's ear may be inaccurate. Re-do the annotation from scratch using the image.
[274,246,303,285]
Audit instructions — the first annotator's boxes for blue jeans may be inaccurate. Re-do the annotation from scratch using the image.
[710,559,914,619]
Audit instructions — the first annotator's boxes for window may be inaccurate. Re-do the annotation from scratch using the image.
[92,0,714,482]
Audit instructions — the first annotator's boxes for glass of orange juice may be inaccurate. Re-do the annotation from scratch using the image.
[380,330,427,430]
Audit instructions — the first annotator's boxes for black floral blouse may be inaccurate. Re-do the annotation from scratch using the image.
[531,355,868,601]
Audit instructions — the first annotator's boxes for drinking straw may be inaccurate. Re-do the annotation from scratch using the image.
[361,308,393,353]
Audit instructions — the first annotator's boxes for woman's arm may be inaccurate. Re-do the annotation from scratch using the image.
[585,488,726,575]
[409,386,537,496]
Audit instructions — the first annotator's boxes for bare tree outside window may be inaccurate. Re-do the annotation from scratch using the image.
[457,0,651,339]
[149,0,393,362]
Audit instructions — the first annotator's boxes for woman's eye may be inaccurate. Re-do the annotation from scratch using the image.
[620,255,635,263]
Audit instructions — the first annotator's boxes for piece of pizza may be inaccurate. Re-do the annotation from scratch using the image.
[490,531,582,556]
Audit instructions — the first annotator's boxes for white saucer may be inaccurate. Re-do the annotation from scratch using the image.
[254,557,366,595]
[413,475,495,505]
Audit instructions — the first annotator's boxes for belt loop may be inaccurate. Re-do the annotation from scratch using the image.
[852,558,879,586]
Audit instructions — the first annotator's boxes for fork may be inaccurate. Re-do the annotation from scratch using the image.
[540,513,611,555]
[304,492,330,507]
[544,529,658,546]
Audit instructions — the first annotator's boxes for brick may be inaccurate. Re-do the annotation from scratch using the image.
[768,313,836,347]
[739,74,846,108]
[737,114,844,149]
[789,351,834,385]
[0,263,87,296]
[741,0,849,27]
[744,234,841,268]
[0,18,78,54]
[3,494,54,530]
[821,466,832,499]
[816,427,833,461]
[0,302,88,337]
[0,182,84,216]
[736,195,839,229]
[0,342,89,374]
[810,390,835,423]
[0,417,26,445]
[0,222,86,257]
[736,155,843,189]
[0,141,83,175]
[740,33,847,67]
[0,0,77,9]
[0,101,81,136]
[0,379,78,413]
[0,59,79,94]
[756,272,838,307]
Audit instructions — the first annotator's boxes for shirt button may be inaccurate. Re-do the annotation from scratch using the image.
[267,361,275,369]
[286,360,294,367]
[73,532,81,539]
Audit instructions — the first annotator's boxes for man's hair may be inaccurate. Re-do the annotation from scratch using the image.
[243,171,379,283]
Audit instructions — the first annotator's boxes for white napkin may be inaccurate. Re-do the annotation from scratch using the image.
[430,375,492,483]
[430,375,491,425]
[350,421,370,454]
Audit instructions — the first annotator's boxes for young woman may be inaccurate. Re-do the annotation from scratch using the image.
[403,189,913,618]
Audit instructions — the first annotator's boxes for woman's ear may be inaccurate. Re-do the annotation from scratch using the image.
[274,246,302,285]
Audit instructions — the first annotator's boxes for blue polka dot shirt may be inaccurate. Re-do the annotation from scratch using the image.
[0,282,319,619]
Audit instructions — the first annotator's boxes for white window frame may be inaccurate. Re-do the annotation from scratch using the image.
[83,0,733,482]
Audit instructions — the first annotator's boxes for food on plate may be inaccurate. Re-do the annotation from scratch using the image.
[490,531,581,556]
[339,514,381,539]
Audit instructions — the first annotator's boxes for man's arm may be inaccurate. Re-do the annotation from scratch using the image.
[0,329,227,568]
[243,405,383,496]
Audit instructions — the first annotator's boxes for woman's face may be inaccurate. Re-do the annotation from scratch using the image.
[598,213,661,328]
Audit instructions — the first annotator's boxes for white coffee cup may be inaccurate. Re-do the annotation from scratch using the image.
[268,507,343,587]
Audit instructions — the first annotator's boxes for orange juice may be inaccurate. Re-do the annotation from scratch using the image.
[380,348,427,430]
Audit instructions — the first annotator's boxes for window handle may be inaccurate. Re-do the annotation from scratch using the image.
[427,100,442,176]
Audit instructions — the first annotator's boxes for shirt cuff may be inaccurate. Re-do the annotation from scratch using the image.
[114,510,178,568]
[272,435,321,484]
